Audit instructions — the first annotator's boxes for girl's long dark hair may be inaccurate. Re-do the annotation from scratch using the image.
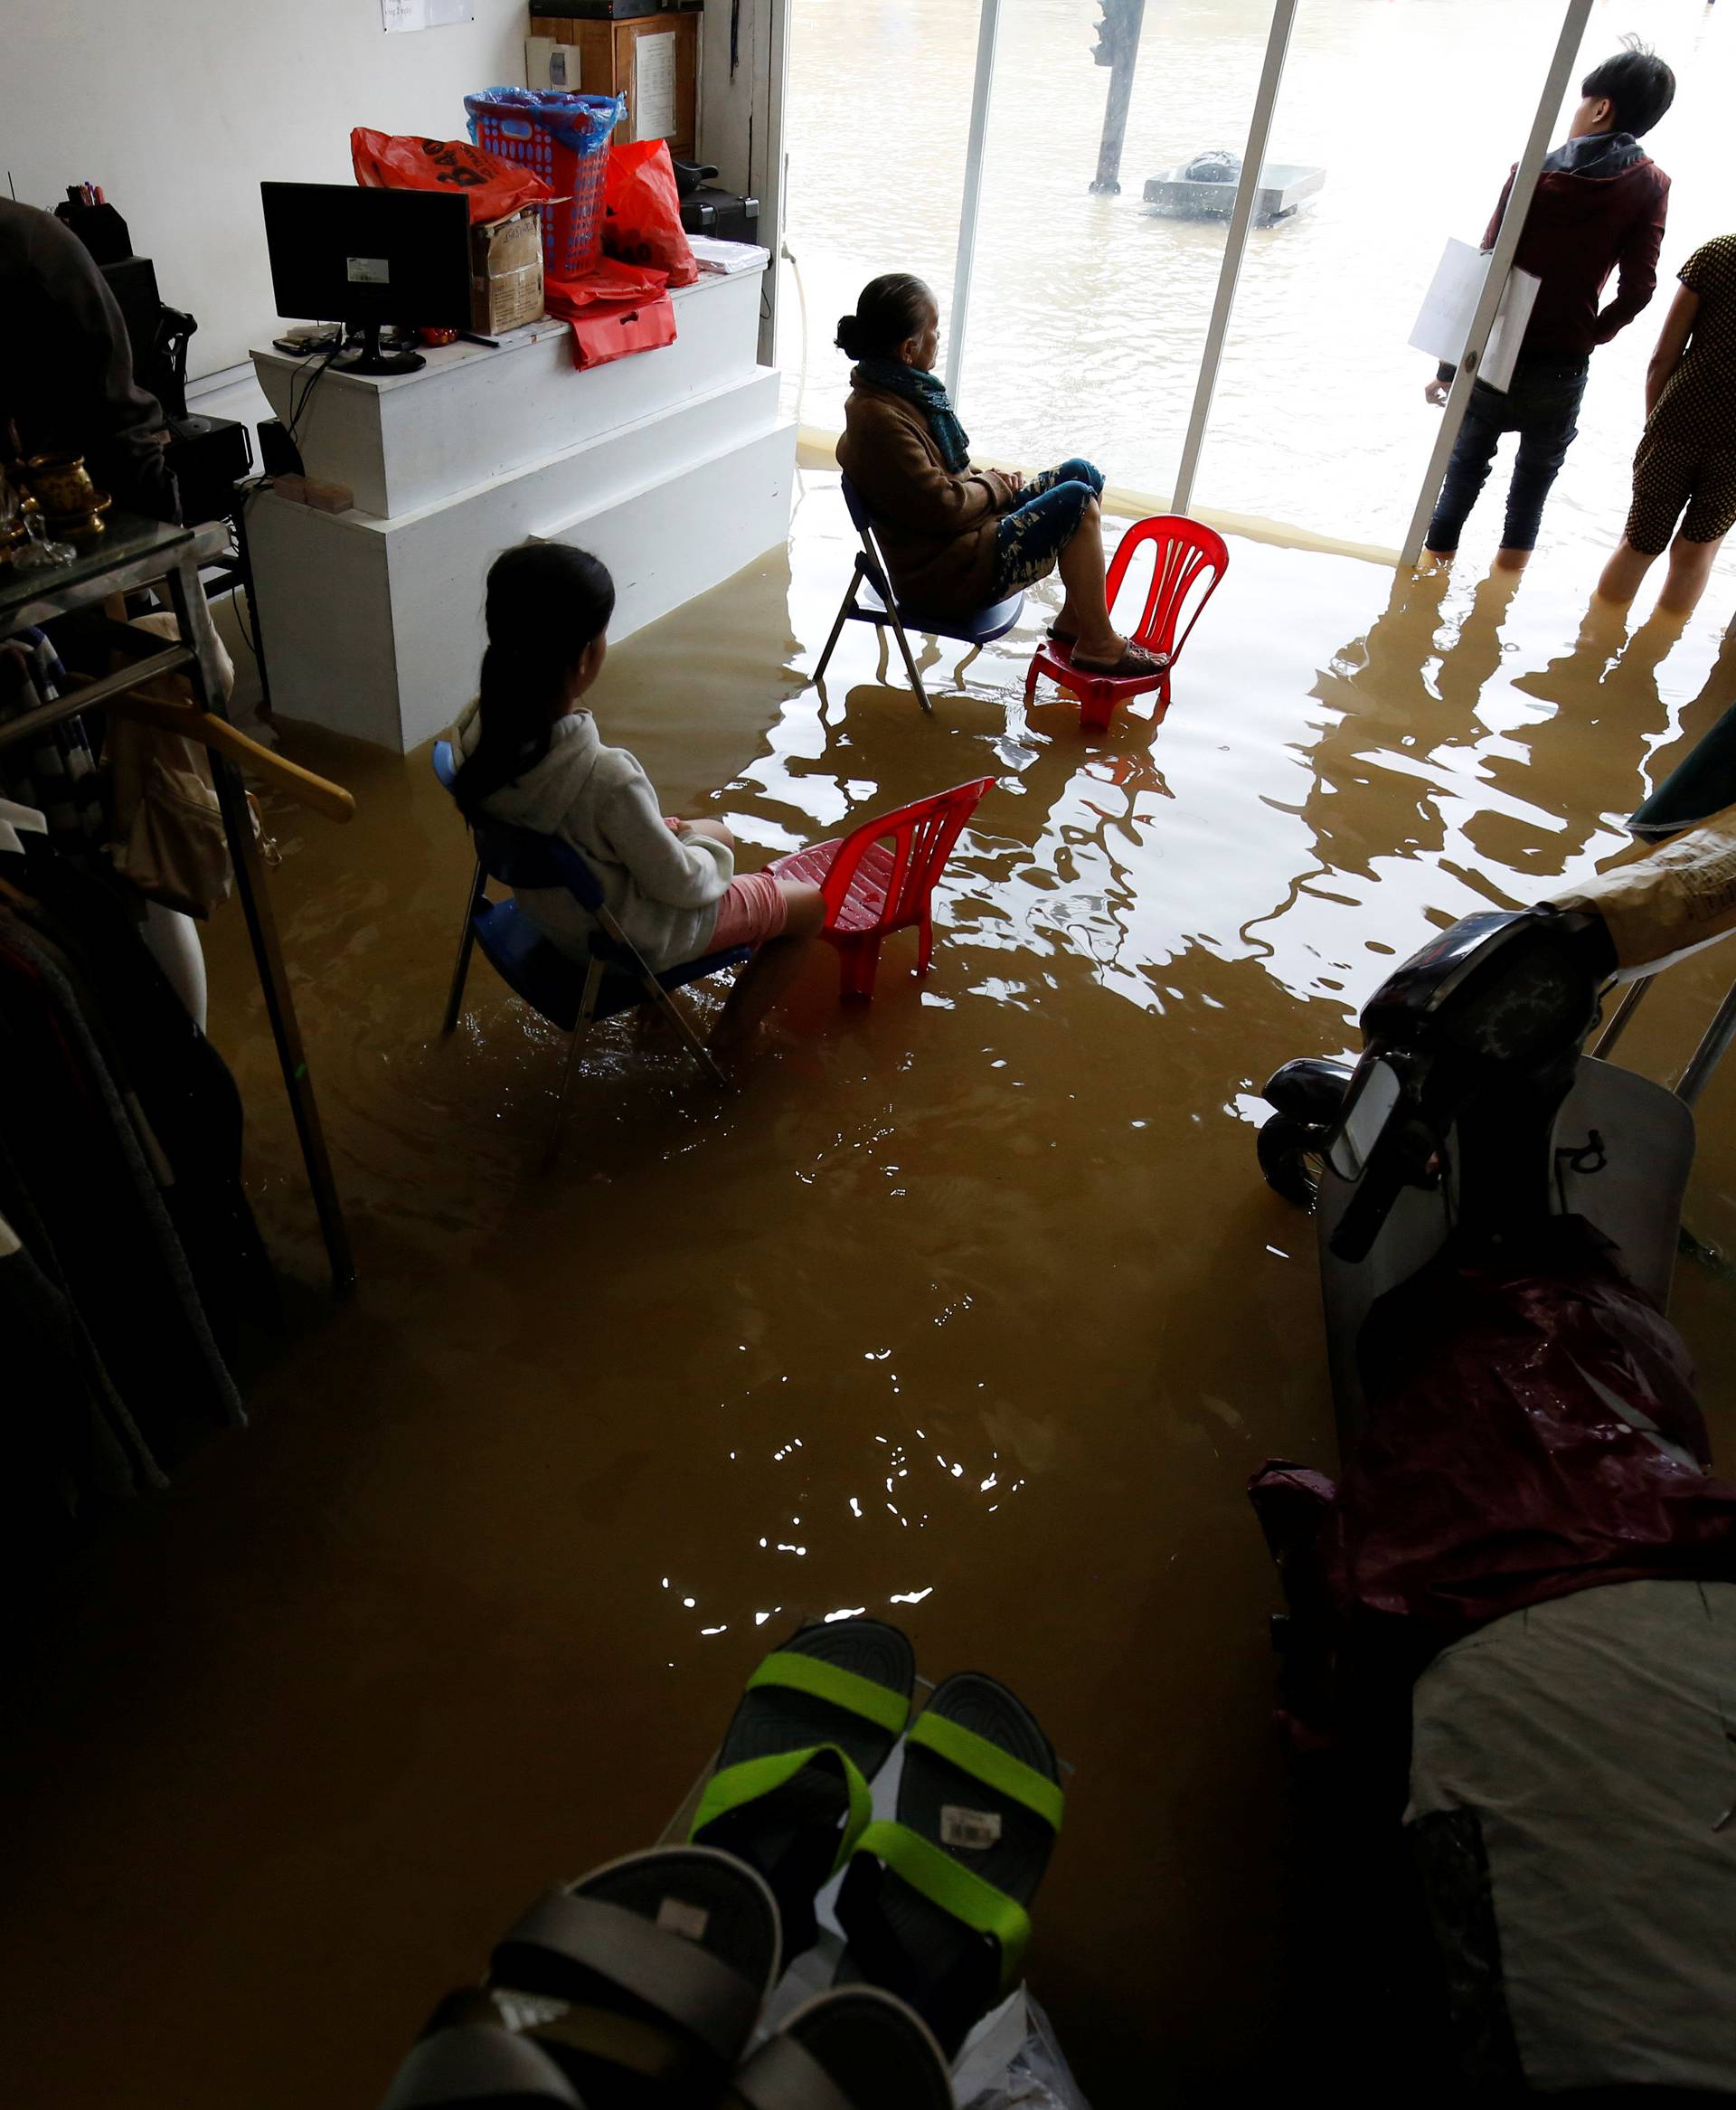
[451,543,616,818]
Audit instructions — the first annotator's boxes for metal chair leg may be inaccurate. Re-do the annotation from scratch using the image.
[1676,976,1736,1108]
[814,580,857,686]
[639,970,730,1086]
[441,858,486,1036]
[1592,973,1655,1060]
[545,960,605,1167]
[887,608,932,714]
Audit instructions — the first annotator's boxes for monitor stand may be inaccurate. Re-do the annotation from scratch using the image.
[336,321,426,378]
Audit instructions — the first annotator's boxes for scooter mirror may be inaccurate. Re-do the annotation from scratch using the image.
[1327,1056,1401,1182]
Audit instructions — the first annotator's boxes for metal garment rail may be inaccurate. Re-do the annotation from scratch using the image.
[1398,0,1593,564]
[0,517,354,1293]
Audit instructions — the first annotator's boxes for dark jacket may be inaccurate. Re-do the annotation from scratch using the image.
[0,199,177,521]
[1483,133,1670,362]
[835,378,1016,618]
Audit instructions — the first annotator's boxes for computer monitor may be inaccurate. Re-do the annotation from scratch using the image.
[259,182,471,376]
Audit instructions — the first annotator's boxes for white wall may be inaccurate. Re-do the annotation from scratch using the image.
[4,0,528,377]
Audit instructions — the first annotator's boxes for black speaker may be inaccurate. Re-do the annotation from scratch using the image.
[165,414,251,526]
[256,418,303,480]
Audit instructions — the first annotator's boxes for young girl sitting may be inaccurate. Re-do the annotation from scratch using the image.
[449,543,824,1054]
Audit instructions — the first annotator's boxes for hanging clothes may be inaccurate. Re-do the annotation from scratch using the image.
[0,630,105,865]
[0,822,275,1515]
[102,610,237,921]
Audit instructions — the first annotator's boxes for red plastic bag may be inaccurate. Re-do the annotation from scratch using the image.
[565,291,676,371]
[351,128,552,225]
[601,141,698,286]
[544,258,669,317]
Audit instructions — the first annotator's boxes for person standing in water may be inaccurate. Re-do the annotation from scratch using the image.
[1421,40,1675,573]
[835,274,1160,677]
[1597,232,1736,619]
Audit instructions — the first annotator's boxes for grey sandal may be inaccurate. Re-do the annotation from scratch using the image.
[484,1845,781,2104]
[728,1988,953,2110]
[379,2011,583,2107]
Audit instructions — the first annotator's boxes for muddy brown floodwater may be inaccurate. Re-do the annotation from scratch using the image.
[4,468,1736,2104]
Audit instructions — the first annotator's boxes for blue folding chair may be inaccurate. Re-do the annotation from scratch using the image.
[432,742,751,1149]
[814,476,1025,714]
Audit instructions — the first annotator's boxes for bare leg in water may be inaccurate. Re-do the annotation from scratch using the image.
[712,884,826,1053]
[1597,535,1658,606]
[1054,497,1141,668]
[657,820,824,1053]
[1657,532,1724,617]
[1598,530,1724,619]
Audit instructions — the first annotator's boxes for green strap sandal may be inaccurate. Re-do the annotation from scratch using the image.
[691,1619,915,1959]
[835,1670,1063,2058]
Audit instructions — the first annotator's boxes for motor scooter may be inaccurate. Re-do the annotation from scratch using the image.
[1256,818,1736,1442]
[1248,796,1736,2098]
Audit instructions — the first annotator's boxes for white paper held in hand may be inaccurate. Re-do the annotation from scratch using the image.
[1410,236,1541,395]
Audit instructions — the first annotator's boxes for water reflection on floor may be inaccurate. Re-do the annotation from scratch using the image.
[5,473,1736,2103]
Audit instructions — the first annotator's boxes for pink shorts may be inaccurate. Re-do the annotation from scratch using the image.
[709,869,790,951]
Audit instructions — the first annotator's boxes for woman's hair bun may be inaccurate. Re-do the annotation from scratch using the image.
[835,313,866,358]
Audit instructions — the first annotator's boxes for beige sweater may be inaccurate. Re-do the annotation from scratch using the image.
[454,700,732,971]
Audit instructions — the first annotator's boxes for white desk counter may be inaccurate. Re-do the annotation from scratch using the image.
[247,268,794,751]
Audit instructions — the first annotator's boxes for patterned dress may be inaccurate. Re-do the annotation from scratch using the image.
[1624,233,1736,554]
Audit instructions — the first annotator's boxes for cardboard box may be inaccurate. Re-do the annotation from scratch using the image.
[470,207,545,335]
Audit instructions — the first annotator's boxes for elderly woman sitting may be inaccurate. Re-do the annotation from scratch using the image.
[834,272,1157,677]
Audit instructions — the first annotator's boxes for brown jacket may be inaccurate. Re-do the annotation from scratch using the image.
[835,379,1017,619]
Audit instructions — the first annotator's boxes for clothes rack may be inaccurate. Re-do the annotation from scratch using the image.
[0,513,354,1292]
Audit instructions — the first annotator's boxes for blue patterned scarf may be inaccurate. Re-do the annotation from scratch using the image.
[855,358,971,474]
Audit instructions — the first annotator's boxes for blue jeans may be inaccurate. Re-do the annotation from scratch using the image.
[994,458,1104,595]
[1426,357,1589,554]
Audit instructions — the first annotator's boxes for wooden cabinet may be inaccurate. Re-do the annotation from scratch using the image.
[529,12,700,164]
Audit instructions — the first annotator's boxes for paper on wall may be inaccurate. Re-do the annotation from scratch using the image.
[635,29,677,141]
[382,0,472,31]
[1410,235,1541,394]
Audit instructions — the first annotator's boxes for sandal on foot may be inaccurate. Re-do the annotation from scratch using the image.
[727,1988,952,2110]
[380,2005,583,2107]
[835,1671,1062,2058]
[1070,640,1167,678]
[484,1844,780,2105]
[690,1619,915,1958]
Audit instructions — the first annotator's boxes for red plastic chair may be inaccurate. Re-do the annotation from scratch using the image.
[1025,515,1229,733]
[769,776,996,999]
